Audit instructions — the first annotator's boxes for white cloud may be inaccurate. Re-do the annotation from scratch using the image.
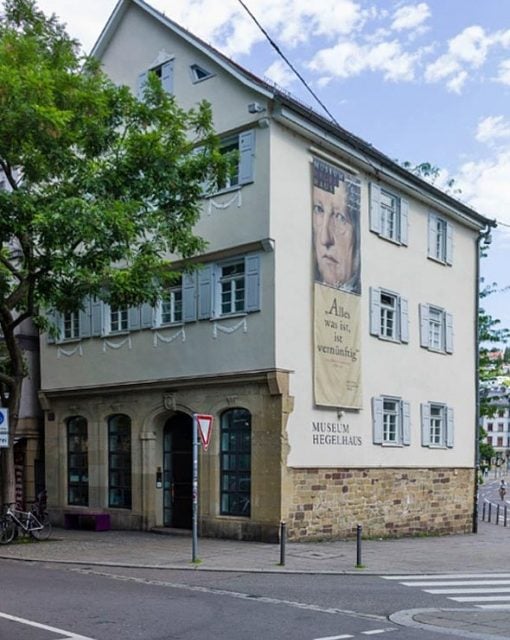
[495,59,510,85]
[264,60,295,88]
[391,3,430,32]
[308,39,420,81]
[476,116,510,145]
[455,152,510,229]
[446,70,468,94]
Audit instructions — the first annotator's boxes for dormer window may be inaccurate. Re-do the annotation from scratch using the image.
[190,64,213,83]
[137,59,174,99]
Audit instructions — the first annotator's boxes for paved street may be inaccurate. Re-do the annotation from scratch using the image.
[0,478,509,639]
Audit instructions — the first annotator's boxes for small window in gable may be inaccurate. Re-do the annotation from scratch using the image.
[137,59,174,99]
[190,64,213,83]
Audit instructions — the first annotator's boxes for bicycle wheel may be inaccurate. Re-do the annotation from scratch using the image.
[0,516,16,545]
[30,514,52,541]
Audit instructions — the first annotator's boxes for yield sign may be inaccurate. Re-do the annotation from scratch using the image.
[196,414,213,451]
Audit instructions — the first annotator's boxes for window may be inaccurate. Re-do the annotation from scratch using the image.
[158,278,183,325]
[190,64,213,83]
[217,130,255,191]
[497,437,504,447]
[108,415,132,509]
[488,436,493,445]
[62,311,80,340]
[197,254,261,319]
[137,59,173,98]
[419,304,453,353]
[67,416,88,506]
[487,422,493,432]
[370,288,408,342]
[428,213,453,264]
[369,183,408,245]
[421,402,454,448]
[109,307,128,333]
[372,396,410,446]
[220,408,251,517]
[499,423,505,432]
[498,409,505,418]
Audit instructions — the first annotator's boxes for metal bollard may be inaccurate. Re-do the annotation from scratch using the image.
[279,521,286,566]
[488,503,492,523]
[482,502,486,521]
[356,524,363,568]
[497,504,500,525]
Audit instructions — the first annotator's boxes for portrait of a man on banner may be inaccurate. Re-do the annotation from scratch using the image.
[312,158,361,294]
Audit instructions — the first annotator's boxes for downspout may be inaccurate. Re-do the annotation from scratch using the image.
[473,225,493,533]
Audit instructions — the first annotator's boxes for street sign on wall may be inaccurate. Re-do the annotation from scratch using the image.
[0,433,8,448]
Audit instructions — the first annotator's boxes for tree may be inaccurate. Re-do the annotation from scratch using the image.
[0,0,228,504]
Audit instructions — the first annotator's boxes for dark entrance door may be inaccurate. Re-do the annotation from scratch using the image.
[163,412,192,529]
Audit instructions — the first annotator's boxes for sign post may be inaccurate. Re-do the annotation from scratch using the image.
[0,408,8,449]
[191,413,214,563]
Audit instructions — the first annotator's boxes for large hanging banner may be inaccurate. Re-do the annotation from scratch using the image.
[312,158,362,408]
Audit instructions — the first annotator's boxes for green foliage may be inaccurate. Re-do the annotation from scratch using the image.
[0,0,228,400]
[479,426,495,463]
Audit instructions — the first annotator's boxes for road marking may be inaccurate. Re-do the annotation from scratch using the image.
[425,587,510,594]
[452,595,510,602]
[72,568,387,623]
[313,635,353,640]
[401,579,510,587]
[384,573,510,580]
[0,611,96,640]
[361,631,392,635]
[477,604,510,610]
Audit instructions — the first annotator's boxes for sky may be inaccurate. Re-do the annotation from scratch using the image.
[36,0,510,335]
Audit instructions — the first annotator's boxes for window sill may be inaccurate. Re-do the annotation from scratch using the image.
[427,255,451,266]
[210,312,247,321]
[102,331,130,338]
[204,185,242,198]
[218,513,251,519]
[373,231,405,247]
[56,337,82,345]
[380,442,404,447]
[152,323,184,330]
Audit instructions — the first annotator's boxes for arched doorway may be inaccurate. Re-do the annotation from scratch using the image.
[163,412,192,529]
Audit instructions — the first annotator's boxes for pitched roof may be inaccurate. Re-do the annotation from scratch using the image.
[92,0,495,230]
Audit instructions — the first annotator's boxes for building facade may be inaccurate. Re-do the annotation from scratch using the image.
[39,0,493,541]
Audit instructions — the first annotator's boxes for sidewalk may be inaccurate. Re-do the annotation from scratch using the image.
[1,520,510,638]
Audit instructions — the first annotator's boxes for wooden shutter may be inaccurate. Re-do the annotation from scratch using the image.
[79,297,92,338]
[141,303,154,329]
[372,397,384,444]
[128,307,141,331]
[137,71,148,100]
[182,273,197,322]
[369,287,381,336]
[398,296,408,343]
[402,401,411,445]
[445,312,454,353]
[419,303,430,348]
[91,299,104,336]
[238,130,255,184]
[245,255,260,312]
[445,221,453,265]
[427,214,437,259]
[198,266,213,320]
[421,403,431,446]
[369,183,382,234]
[400,198,409,245]
[446,406,454,448]
[160,60,173,94]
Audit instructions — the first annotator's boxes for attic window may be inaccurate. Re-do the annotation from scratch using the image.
[190,64,213,83]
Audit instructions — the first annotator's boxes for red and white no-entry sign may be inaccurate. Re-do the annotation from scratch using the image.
[195,414,214,451]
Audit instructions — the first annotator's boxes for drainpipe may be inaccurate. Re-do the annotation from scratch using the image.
[473,225,493,533]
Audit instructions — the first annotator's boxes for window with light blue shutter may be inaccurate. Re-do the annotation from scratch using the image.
[369,183,382,234]
[445,313,454,353]
[421,403,431,446]
[79,298,92,338]
[91,299,104,336]
[238,130,255,185]
[198,266,213,320]
[182,272,197,322]
[400,199,409,246]
[372,397,384,444]
[427,214,437,259]
[445,221,453,265]
[419,303,430,348]
[160,60,173,94]
[369,287,381,336]
[402,401,411,445]
[46,310,58,344]
[245,255,260,312]
[128,307,141,331]
[399,297,409,343]
[446,406,454,448]
[137,71,148,100]
[141,303,154,329]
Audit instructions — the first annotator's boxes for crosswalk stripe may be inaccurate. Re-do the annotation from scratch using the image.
[452,595,510,602]
[424,587,510,594]
[401,580,510,587]
[383,573,510,580]
[476,604,510,610]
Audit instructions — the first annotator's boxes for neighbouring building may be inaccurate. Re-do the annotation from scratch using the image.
[39,0,495,541]
[481,383,510,468]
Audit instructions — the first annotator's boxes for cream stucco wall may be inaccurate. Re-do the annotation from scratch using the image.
[269,121,478,469]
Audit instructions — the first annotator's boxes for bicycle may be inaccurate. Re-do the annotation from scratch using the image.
[1,502,52,544]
